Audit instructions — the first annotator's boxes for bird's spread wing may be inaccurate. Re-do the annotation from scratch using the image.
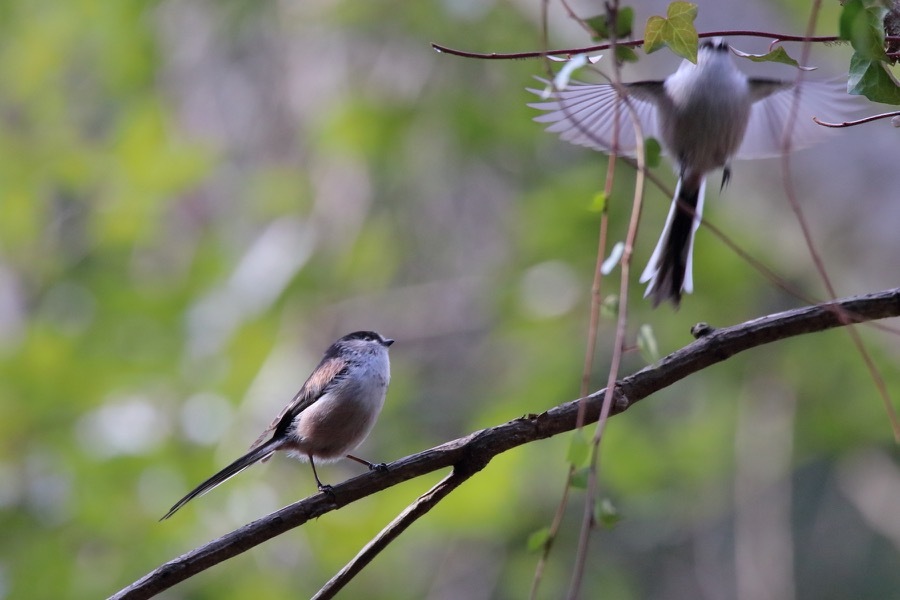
[248,356,350,451]
[738,77,849,159]
[528,79,664,155]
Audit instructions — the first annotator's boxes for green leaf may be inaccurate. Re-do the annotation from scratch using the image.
[570,467,590,489]
[637,323,660,363]
[643,16,668,54]
[665,2,699,63]
[567,430,590,467]
[616,7,635,38]
[667,0,698,22]
[839,0,865,41]
[527,527,552,552]
[589,191,608,213]
[642,2,698,62]
[615,45,640,64]
[644,137,662,168]
[730,46,816,71]
[601,294,620,318]
[585,15,610,41]
[586,7,635,41]
[848,54,900,105]
[839,0,887,60]
[596,498,623,528]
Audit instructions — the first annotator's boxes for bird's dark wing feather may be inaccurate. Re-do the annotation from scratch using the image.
[248,356,350,451]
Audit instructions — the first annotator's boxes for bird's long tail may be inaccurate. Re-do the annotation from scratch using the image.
[640,173,706,308]
[160,438,282,520]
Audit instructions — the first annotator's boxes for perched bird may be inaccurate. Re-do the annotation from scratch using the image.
[162,331,394,520]
[529,38,844,307]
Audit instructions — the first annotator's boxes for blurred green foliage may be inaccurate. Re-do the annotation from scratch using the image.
[1,1,898,599]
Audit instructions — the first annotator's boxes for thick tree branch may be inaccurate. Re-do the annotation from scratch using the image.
[109,288,900,600]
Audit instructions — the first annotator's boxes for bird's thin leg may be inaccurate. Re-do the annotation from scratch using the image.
[346,454,388,472]
[308,455,334,495]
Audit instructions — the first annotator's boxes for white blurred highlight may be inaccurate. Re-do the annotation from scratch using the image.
[186,217,315,358]
[519,261,580,318]
[77,396,169,457]
[179,392,234,445]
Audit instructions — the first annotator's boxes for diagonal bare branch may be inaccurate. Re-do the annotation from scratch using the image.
[312,470,470,599]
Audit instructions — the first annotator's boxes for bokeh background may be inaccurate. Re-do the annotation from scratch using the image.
[1,0,899,598]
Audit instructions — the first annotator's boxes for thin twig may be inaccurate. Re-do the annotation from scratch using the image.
[433,33,900,61]
[814,111,900,127]
[312,471,470,599]
[431,32,843,61]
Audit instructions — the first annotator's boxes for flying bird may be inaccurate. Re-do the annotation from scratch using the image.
[530,39,846,307]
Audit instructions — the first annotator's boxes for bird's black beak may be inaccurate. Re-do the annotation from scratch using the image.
[383,338,395,347]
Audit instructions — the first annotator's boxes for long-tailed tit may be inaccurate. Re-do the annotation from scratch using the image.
[530,39,844,307]
[162,330,394,519]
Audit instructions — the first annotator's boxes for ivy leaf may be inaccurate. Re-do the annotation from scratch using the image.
[665,2,699,63]
[585,7,634,41]
[666,1,698,22]
[643,15,668,54]
[848,53,900,105]
[839,0,887,60]
[615,7,635,38]
[642,2,698,63]
[585,15,610,40]
[615,45,640,64]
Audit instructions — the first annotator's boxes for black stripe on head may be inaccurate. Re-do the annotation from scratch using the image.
[700,38,729,52]
[338,331,394,347]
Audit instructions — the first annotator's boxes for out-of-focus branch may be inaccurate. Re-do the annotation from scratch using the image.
[109,288,900,600]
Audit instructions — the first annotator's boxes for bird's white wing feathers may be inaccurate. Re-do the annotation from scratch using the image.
[528,79,664,155]
[737,77,847,159]
[530,77,849,161]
